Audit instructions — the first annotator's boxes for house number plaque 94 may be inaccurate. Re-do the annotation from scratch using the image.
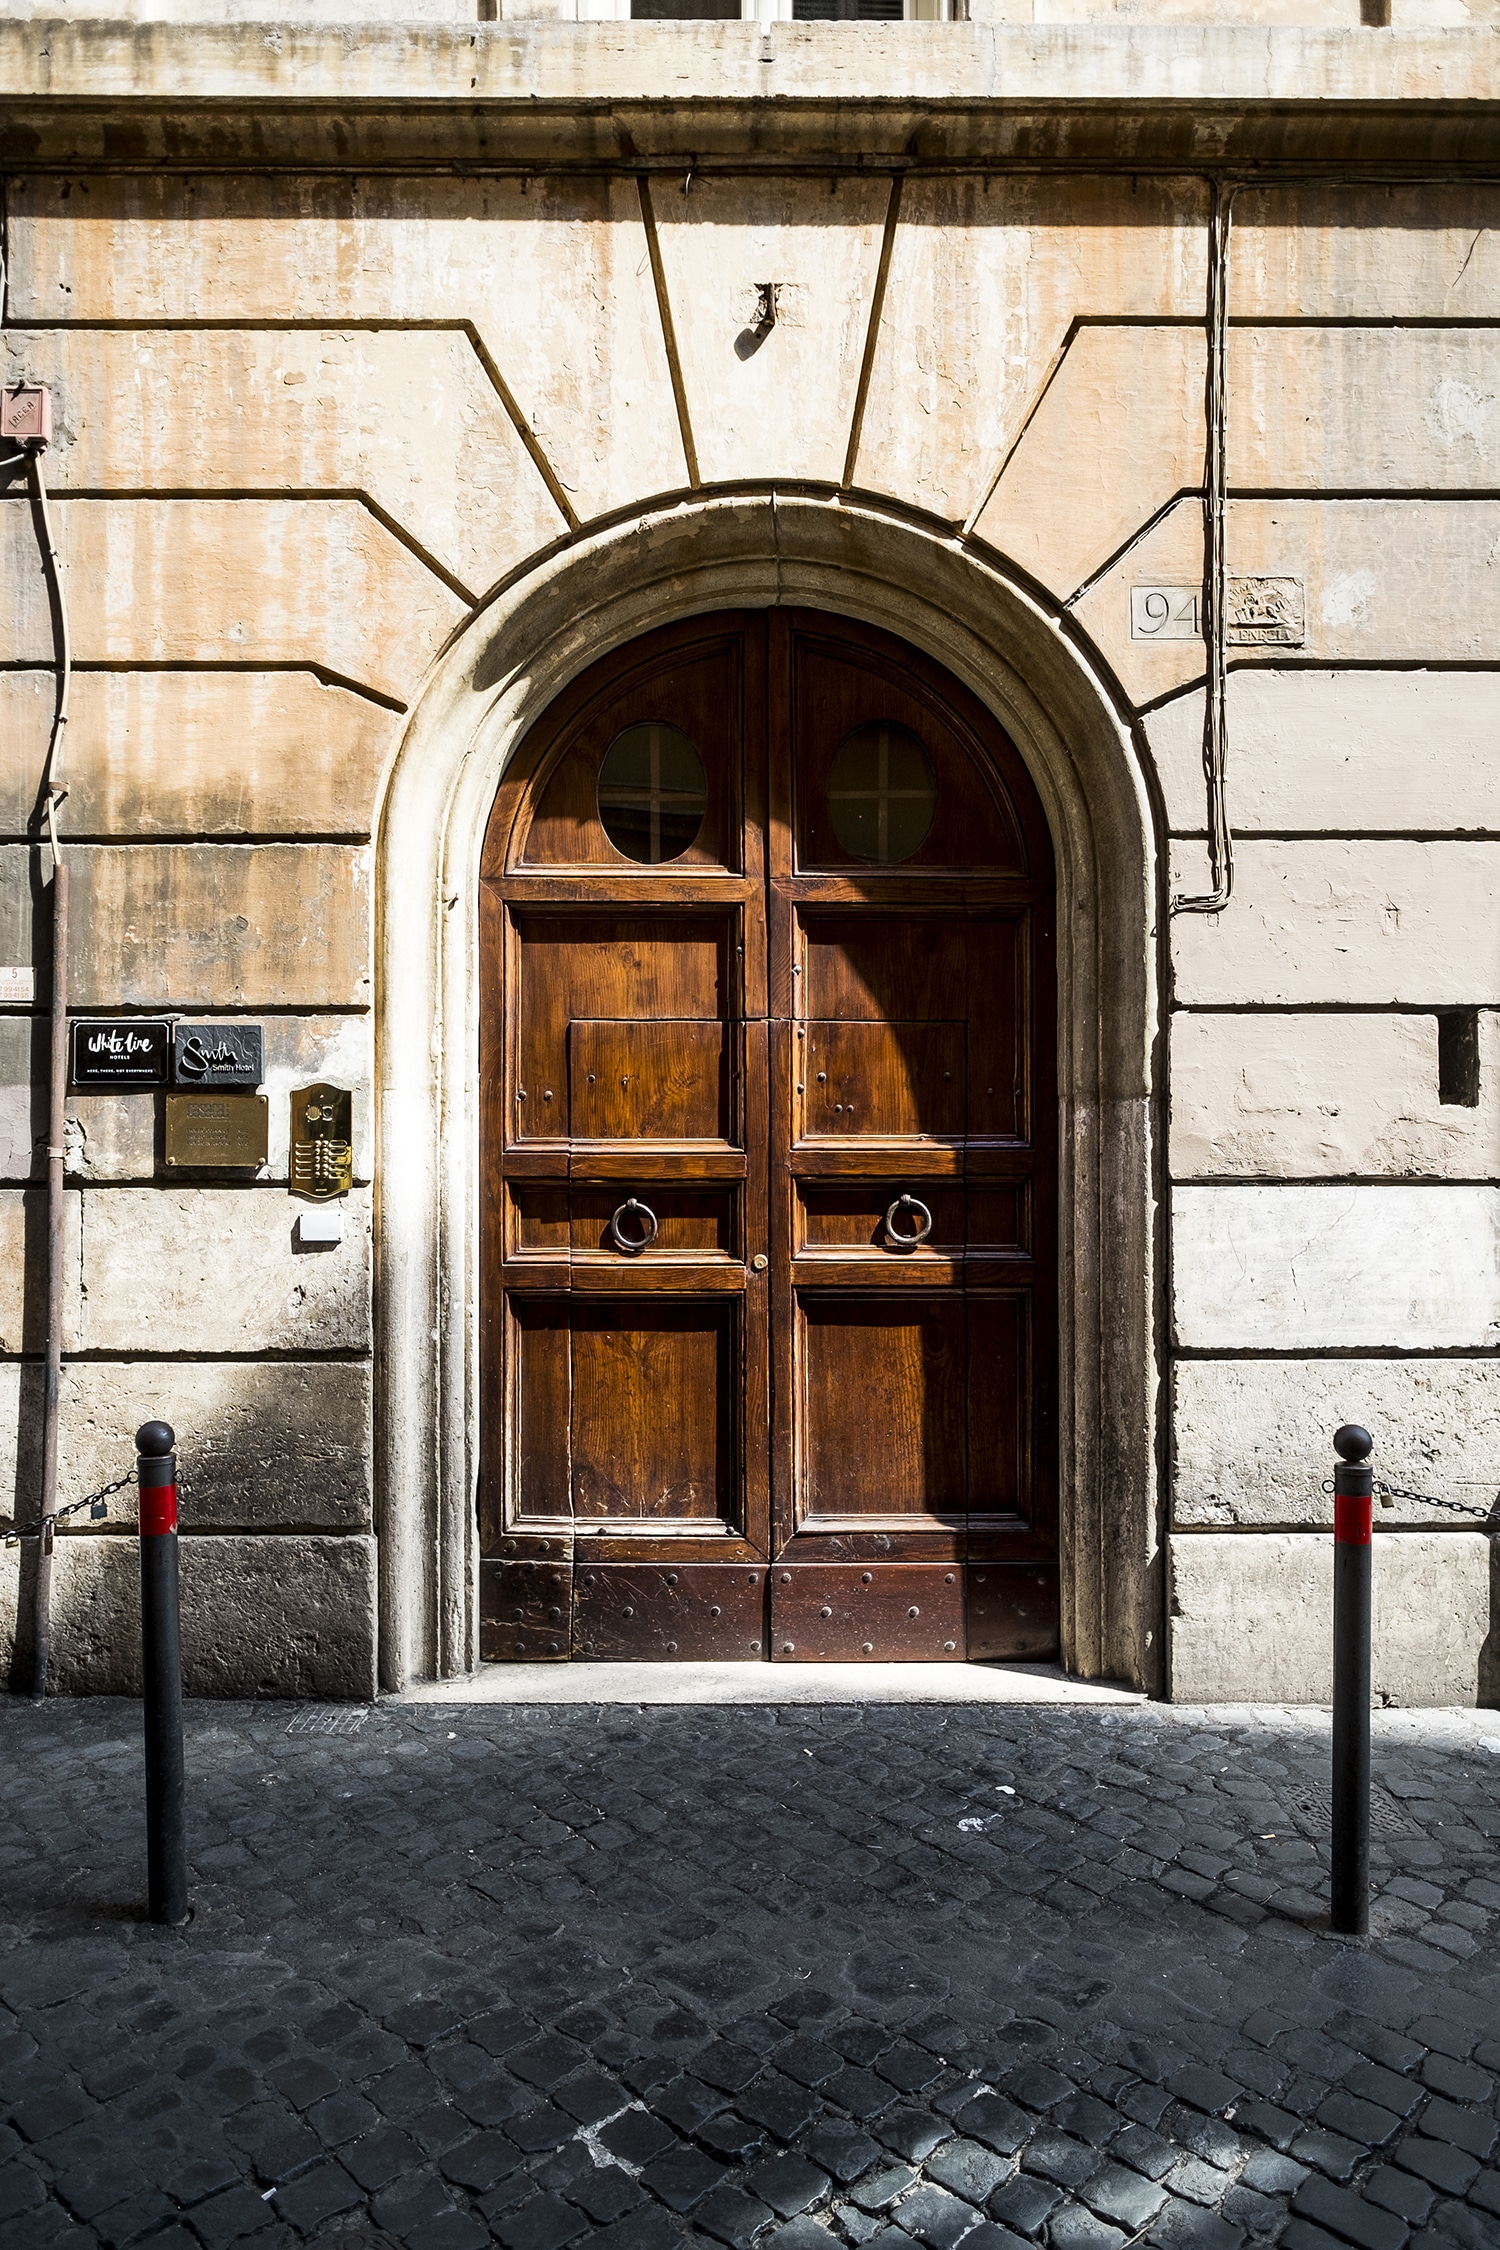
[290,1082,353,1200]
[1131,576,1306,646]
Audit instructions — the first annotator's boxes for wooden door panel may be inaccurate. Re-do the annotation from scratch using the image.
[964,1292,1030,1526]
[570,1019,728,1144]
[570,1183,736,1260]
[799,1022,964,1142]
[966,1184,1031,1259]
[963,916,1032,1151]
[770,1563,964,1661]
[506,1183,571,1260]
[509,1300,573,1529]
[570,1301,735,1528]
[513,913,729,1143]
[799,912,1030,1147]
[802,913,966,1025]
[797,1182,964,1259]
[798,1294,967,1531]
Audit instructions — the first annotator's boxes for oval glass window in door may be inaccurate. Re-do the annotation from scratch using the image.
[827,721,937,864]
[597,722,708,864]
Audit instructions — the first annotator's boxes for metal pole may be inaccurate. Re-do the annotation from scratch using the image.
[1331,1422,1373,1937]
[26,434,72,1701]
[31,858,68,1698]
[136,1420,188,1927]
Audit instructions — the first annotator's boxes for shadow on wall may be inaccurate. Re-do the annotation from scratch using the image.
[4,1362,377,1700]
[1481,1542,1500,1708]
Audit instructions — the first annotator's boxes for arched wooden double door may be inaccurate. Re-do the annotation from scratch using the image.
[480,610,1058,1663]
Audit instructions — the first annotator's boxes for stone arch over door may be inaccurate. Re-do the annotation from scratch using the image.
[374,492,1162,1693]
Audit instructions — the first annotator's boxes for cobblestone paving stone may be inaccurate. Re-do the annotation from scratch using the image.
[2,1699,1499,2250]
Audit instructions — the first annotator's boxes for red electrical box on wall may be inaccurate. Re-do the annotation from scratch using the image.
[1,383,52,443]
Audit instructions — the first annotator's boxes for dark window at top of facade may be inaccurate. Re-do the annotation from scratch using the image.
[630,0,741,15]
[793,0,905,14]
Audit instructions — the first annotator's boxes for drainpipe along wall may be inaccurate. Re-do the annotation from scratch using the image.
[22,439,71,1699]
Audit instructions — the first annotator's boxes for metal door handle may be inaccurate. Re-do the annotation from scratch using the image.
[609,1198,658,1255]
[884,1193,933,1249]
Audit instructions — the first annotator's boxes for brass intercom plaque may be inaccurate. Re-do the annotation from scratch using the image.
[164,1093,269,1170]
[290,1082,353,1200]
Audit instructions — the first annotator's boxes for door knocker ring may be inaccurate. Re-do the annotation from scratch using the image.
[884,1193,933,1250]
[609,1197,659,1255]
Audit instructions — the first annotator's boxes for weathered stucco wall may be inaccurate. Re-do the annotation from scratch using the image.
[1,20,1497,1699]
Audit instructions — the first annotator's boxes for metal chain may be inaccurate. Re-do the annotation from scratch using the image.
[3,1470,137,1549]
[1373,1476,1497,1522]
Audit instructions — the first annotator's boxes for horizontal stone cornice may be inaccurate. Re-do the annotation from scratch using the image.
[2,22,1500,169]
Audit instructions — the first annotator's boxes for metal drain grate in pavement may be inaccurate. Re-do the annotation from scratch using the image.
[1283,1782,1416,1838]
[284,1706,370,1737]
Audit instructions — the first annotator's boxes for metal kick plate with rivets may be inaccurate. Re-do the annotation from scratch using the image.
[966,1563,1060,1662]
[769,1564,965,1662]
[573,1564,765,1660]
[480,1559,573,1662]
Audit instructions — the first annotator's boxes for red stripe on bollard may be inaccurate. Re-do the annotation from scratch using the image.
[1333,1491,1372,1546]
[140,1483,178,1537]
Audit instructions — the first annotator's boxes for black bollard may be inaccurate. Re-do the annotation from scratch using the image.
[136,1420,189,1927]
[1331,1423,1373,1936]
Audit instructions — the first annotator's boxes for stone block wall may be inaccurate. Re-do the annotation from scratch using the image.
[0,20,1496,1698]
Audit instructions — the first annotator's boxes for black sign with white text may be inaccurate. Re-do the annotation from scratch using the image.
[70,1019,172,1088]
[172,1023,264,1089]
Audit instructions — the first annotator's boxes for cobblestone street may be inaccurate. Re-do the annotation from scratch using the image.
[2,1695,1499,2250]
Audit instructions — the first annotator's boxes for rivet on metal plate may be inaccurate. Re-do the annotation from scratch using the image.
[666,1572,678,1585]
[908,1606,920,1619]
[709,1605,721,1618]
[782,1642,795,1653]
[750,1639,762,1651]
[820,1605,832,1619]
[622,1606,634,1617]
[861,1640,874,1653]
[666,1640,678,1653]
[943,1640,956,1651]
[779,1572,791,1584]
[861,1571,872,1584]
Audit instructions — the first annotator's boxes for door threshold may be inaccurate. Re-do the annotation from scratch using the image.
[391,1660,1145,1707]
